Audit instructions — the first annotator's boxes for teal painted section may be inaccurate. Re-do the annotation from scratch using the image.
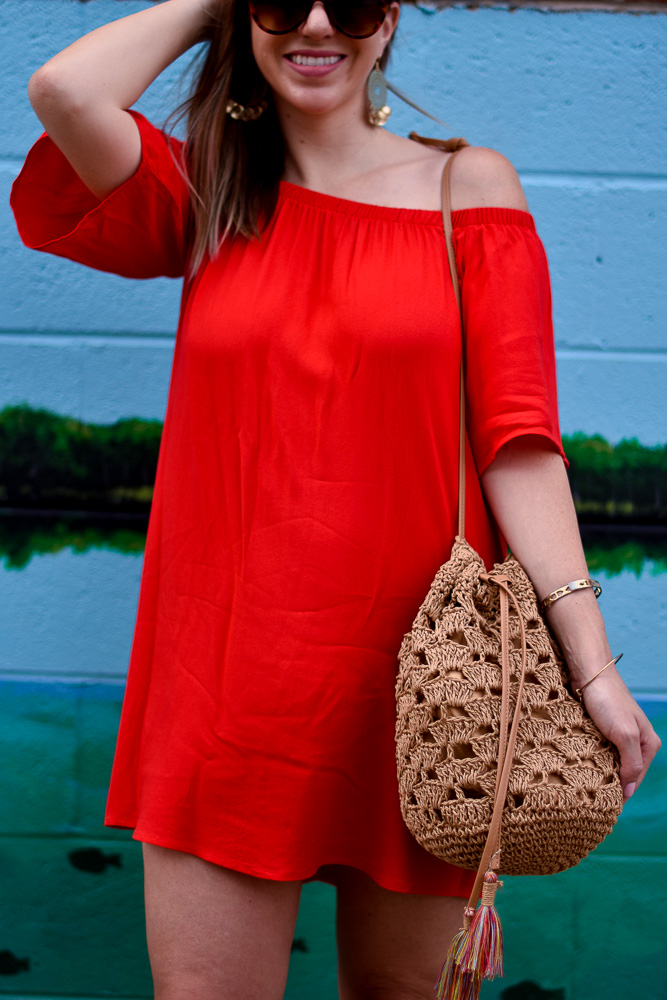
[1,1,666,440]
[0,683,664,998]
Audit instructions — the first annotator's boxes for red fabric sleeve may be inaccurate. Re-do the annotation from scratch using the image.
[10,110,189,279]
[452,207,568,475]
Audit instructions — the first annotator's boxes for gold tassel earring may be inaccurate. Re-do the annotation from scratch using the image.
[367,60,391,127]
[226,99,268,122]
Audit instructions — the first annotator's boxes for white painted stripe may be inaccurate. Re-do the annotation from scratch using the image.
[0,671,664,700]
[557,349,667,362]
[0,332,175,347]
[0,671,127,685]
[520,171,667,191]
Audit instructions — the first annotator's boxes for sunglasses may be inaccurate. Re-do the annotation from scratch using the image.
[249,0,390,39]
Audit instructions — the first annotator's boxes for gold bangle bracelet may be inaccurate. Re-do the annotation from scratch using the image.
[574,653,623,701]
[540,578,601,613]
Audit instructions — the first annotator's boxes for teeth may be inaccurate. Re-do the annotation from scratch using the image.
[290,54,342,66]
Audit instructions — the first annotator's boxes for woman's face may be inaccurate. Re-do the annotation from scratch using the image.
[250,1,400,120]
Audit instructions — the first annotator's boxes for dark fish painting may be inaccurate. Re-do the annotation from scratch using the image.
[0,950,30,976]
[501,982,566,1000]
[68,848,123,873]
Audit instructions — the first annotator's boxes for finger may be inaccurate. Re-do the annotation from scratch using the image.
[633,726,662,793]
[614,724,644,798]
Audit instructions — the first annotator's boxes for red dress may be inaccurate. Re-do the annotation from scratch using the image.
[11,111,566,896]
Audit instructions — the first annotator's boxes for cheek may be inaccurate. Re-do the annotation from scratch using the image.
[249,22,266,64]
[249,23,279,87]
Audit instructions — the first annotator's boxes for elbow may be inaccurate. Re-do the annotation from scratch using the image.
[28,63,85,124]
[28,64,59,115]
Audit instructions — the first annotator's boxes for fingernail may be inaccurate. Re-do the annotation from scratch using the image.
[624,782,636,798]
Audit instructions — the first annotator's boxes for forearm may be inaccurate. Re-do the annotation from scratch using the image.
[29,0,209,119]
[480,435,612,688]
[481,439,661,797]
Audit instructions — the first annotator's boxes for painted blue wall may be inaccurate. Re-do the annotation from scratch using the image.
[2,0,666,439]
[2,1,667,695]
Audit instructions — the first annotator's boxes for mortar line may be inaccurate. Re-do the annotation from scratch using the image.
[0,330,176,346]
[1,330,666,360]
[3,156,667,186]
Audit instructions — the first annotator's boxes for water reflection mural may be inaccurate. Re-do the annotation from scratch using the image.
[0,407,665,998]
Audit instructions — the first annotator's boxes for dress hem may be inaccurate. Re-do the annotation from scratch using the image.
[105,820,473,898]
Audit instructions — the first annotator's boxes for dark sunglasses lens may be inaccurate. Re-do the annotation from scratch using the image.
[251,0,310,33]
[327,0,387,37]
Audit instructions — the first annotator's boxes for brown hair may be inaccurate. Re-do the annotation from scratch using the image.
[171,0,397,274]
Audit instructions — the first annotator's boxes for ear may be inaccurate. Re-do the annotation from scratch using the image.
[379,1,400,53]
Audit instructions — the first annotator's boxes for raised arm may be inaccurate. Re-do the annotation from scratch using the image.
[27,0,212,199]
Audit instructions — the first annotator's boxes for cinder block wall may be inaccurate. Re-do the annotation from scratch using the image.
[0,6,665,999]
[4,1,667,688]
[2,1,667,696]
[2,1,666,439]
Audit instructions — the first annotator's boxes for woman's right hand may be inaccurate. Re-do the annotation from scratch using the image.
[27,0,215,198]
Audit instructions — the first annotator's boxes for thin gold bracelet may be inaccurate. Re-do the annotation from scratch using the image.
[540,578,601,613]
[574,653,623,701]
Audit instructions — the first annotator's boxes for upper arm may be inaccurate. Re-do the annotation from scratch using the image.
[11,110,190,279]
[449,179,566,476]
[448,146,530,214]
[28,66,142,199]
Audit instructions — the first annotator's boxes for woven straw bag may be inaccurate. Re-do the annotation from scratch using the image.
[395,141,624,999]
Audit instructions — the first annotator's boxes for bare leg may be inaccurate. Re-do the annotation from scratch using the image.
[142,842,302,1000]
[335,866,465,1000]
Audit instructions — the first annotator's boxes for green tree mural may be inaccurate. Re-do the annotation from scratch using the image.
[0,405,161,510]
[1,404,666,520]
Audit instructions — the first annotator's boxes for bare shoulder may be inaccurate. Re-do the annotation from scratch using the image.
[448,146,530,213]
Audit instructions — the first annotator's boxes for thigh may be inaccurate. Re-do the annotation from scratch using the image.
[335,866,466,1000]
[142,842,302,1000]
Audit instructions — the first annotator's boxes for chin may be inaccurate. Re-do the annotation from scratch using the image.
[277,83,361,119]
[294,97,343,116]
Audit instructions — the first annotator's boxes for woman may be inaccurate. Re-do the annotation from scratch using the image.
[11,0,660,997]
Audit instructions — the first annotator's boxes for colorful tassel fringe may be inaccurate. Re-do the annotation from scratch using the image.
[435,872,504,1000]
[435,927,479,1000]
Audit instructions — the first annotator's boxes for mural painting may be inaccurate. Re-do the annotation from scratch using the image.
[0,405,665,998]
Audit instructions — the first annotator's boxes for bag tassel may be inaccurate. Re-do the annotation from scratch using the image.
[435,908,478,1000]
[435,872,504,1000]
[459,872,504,979]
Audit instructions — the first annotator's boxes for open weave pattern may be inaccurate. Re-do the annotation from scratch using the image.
[395,537,624,876]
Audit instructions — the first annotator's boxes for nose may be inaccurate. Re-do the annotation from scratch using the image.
[299,1,336,36]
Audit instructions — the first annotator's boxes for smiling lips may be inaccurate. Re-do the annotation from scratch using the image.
[285,51,346,76]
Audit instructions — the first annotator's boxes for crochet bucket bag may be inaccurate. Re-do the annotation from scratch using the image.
[395,142,624,1000]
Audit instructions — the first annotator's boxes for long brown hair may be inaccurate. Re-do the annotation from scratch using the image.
[171,0,397,274]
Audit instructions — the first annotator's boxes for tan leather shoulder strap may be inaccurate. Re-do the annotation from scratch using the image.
[438,146,533,921]
[439,149,466,539]
[464,577,529,919]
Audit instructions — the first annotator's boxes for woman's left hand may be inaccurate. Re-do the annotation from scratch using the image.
[575,664,661,801]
